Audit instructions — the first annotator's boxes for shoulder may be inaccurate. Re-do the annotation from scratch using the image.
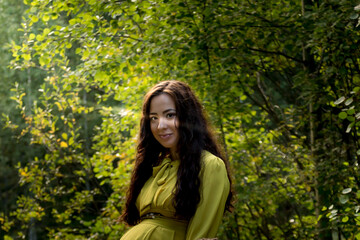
[199,151,230,188]
[201,151,226,172]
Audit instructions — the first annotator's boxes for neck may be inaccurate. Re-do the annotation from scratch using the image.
[170,149,179,160]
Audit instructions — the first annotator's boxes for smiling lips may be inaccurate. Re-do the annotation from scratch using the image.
[159,133,172,139]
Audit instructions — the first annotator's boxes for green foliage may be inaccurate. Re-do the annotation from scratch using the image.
[1,0,360,239]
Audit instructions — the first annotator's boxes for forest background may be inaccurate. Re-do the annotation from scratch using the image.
[1,0,360,239]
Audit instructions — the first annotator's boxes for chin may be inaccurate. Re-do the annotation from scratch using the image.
[162,144,175,149]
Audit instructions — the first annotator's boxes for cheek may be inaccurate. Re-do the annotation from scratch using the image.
[173,119,180,136]
[150,122,157,135]
[174,118,179,129]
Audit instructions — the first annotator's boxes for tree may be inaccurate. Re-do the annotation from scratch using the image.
[0,0,46,239]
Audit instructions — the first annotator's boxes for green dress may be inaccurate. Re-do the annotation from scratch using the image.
[120,151,230,240]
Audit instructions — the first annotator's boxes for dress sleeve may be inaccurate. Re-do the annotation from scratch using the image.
[185,153,230,240]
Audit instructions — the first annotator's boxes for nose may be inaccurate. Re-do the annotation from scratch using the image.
[158,117,167,129]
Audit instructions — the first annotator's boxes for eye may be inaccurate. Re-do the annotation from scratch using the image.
[166,113,176,118]
[150,116,157,121]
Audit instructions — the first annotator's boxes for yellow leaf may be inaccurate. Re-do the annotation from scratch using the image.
[42,15,50,22]
[60,141,68,148]
[62,133,68,140]
[69,137,74,146]
[20,169,28,177]
[36,34,44,41]
[30,15,38,22]
[55,102,62,110]
[23,54,31,61]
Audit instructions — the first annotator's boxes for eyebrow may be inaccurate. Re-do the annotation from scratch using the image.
[149,109,176,115]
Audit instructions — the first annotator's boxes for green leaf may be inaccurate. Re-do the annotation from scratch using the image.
[347,116,355,122]
[356,233,360,240]
[94,71,109,81]
[334,96,345,105]
[347,108,355,115]
[75,48,81,54]
[339,194,349,204]
[129,59,137,66]
[345,98,353,106]
[339,112,347,119]
[342,188,352,194]
[346,122,354,133]
[350,13,359,20]
[39,56,46,66]
[356,190,360,199]
[43,28,50,35]
[82,50,90,60]
[133,14,140,22]
[69,19,77,25]
[342,216,349,223]
[356,112,360,119]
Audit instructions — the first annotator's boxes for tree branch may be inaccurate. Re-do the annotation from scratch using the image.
[246,46,305,64]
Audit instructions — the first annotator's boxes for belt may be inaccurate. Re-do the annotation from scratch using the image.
[138,213,188,232]
[140,212,163,221]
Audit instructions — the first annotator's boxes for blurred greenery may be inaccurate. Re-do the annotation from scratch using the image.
[1,0,360,239]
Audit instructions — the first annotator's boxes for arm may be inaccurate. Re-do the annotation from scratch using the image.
[186,153,230,240]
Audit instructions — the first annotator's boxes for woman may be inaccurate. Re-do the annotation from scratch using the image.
[121,80,233,240]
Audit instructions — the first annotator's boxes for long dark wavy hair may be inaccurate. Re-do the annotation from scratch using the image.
[121,80,233,226]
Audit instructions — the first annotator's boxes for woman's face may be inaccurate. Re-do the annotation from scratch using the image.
[149,93,179,155]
